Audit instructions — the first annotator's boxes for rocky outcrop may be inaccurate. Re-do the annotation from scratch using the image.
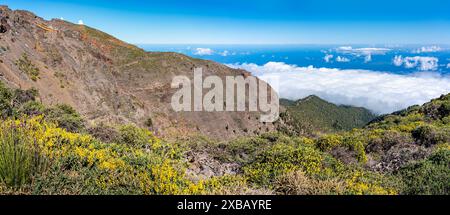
[0,17,9,33]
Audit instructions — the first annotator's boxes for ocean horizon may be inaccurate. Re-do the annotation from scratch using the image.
[139,44,450,114]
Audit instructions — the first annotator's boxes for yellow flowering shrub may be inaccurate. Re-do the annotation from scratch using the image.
[243,142,324,187]
[344,170,397,195]
[116,124,160,148]
[315,132,367,163]
[140,160,206,195]
[393,121,426,133]
[316,134,344,151]
[0,116,204,194]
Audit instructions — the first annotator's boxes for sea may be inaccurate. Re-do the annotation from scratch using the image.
[139,44,450,114]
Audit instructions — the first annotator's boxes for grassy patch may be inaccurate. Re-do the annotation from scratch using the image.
[15,53,40,81]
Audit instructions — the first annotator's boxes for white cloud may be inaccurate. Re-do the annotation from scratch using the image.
[77,20,84,25]
[447,63,450,68]
[336,56,350,62]
[193,48,214,56]
[393,56,439,71]
[336,46,391,56]
[393,55,404,66]
[336,46,389,62]
[364,54,372,63]
[219,50,229,56]
[413,46,442,53]
[323,54,333,63]
[337,46,352,51]
[227,62,450,114]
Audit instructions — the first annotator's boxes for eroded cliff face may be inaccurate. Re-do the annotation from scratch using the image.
[0,6,278,140]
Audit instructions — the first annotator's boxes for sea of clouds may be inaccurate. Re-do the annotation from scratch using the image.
[227,62,450,114]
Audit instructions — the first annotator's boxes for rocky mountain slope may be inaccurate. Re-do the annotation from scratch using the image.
[0,6,276,140]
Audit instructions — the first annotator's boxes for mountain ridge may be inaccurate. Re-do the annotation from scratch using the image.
[0,6,278,140]
[280,95,377,135]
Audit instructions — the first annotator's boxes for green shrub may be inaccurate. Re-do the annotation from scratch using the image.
[339,133,368,163]
[145,117,153,127]
[396,149,450,195]
[0,83,39,118]
[439,102,450,118]
[315,133,367,163]
[88,123,119,143]
[274,170,344,195]
[0,122,47,188]
[18,101,45,116]
[316,134,343,151]
[420,95,450,120]
[243,142,324,187]
[44,104,85,132]
[412,125,446,147]
[218,135,277,164]
[0,82,14,118]
[15,53,40,81]
[367,130,413,152]
[12,88,38,106]
[116,124,157,148]
[442,116,450,124]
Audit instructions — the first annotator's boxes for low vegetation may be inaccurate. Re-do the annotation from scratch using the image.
[280,96,376,135]
[15,53,40,81]
[0,83,448,195]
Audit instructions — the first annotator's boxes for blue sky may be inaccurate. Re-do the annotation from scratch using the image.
[3,0,450,44]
